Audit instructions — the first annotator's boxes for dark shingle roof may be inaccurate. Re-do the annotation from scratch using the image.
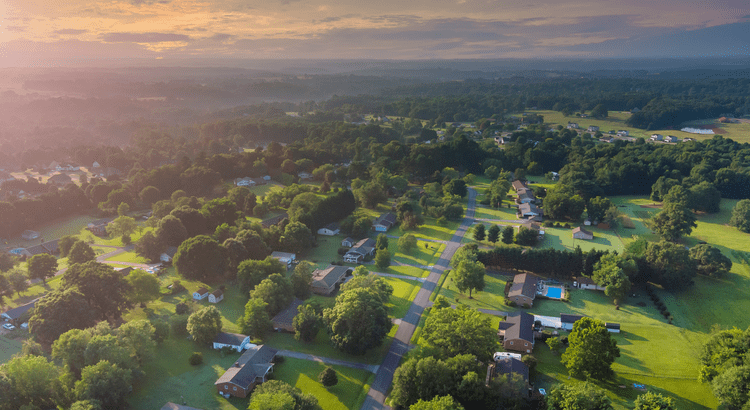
[373,213,397,228]
[497,321,515,331]
[560,314,585,324]
[2,299,38,320]
[215,345,277,388]
[211,289,223,298]
[272,298,303,328]
[195,287,209,296]
[605,322,621,330]
[312,266,352,288]
[508,273,539,299]
[164,246,178,258]
[504,311,534,342]
[496,357,529,382]
[323,222,340,231]
[213,332,248,346]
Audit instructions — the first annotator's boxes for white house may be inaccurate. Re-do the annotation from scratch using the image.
[317,223,340,236]
[297,172,313,180]
[209,289,224,304]
[270,251,296,269]
[263,175,271,181]
[213,332,252,352]
[605,323,621,333]
[573,276,606,291]
[617,130,629,136]
[341,237,355,247]
[92,161,101,168]
[587,126,599,132]
[160,246,178,263]
[650,134,664,141]
[193,287,210,300]
[566,122,579,129]
[343,238,376,264]
[235,177,256,187]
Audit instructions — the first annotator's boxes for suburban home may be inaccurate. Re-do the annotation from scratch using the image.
[317,223,340,236]
[21,230,40,240]
[215,345,277,398]
[518,222,545,240]
[193,287,210,300]
[507,273,540,307]
[665,135,680,143]
[566,122,579,129]
[209,290,224,304]
[600,136,614,143]
[516,188,536,204]
[92,161,101,168]
[87,218,112,236]
[572,227,594,240]
[497,312,535,353]
[22,239,60,257]
[271,298,304,332]
[311,265,353,295]
[486,357,530,386]
[263,175,271,181]
[617,130,629,136]
[261,213,288,229]
[372,213,397,232]
[343,238,377,264]
[341,237,356,248]
[511,180,527,192]
[560,314,585,331]
[573,276,605,291]
[588,126,600,132]
[160,246,178,263]
[1,299,38,325]
[517,203,543,218]
[650,134,664,141]
[297,172,313,180]
[606,323,621,333]
[270,251,296,269]
[234,177,256,187]
[48,173,72,186]
[212,332,251,352]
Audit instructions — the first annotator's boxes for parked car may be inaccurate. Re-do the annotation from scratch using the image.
[2,323,15,330]
[538,388,547,396]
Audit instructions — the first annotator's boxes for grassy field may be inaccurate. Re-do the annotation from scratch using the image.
[528,110,750,144]
[106,251,149,264]
[382,277,420,319]
[0,335,22,363]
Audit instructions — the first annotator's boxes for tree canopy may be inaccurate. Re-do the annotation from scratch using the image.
[561,317,620,380]
[422,305,497,361]
[173,235,227,282]
[323,287,392,355]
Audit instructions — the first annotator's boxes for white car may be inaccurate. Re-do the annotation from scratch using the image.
[538,388,547,396]
[2,323,15,331]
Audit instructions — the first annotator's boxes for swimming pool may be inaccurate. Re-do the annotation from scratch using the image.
[545,286,564,299]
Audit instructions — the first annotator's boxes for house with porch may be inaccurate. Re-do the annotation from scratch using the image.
[343,238,376,264]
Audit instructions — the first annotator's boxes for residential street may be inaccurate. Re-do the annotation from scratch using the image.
[360,188,477,410]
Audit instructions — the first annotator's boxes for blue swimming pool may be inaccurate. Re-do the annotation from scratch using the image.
[545,287,563,299]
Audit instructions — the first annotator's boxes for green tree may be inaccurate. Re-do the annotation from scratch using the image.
[250,274,294,316]
[443,179,468,198]
[173,235,227,282]
[375,248,391,270]
[318,366,338,388]
[340,274,394,304]
[139,186,160,206]
[7,267,29,296]
[410,395,465,410]
[688,181,721,213]
[501,226,514,244]
[484,165,500,180]
[452,259,485,298]
[547,383,613,410]
[398,234,418,253]
[633,392,676,410]
[70,400,103,410]
[125,269,161,307]
[590,103,608,119]
[249,380,320,410]
[561,317,620,380]
[237,256,286,293]
[293,304,323,343]
[84,334,134,370]
[514,226,538,246]
[156,215,188,247]
[290,262,313,300]
[547,337,562,354]
[422,305,496,361]
[75,360,132,409]
[116,319,156,366]
[544,188,586,221]
[586,196,612,222]
[712,365,750,410]
[236,229,271,260]
[29,288,96,344]
[240,298,272,339]
[249,392,295,410]
[280,221,313,254]
[27,253,57,284]
[117,202,130,217]
[134,231,164,263]
[487,225,500,243]
[473,224,486,241]
[376,233,389,250]
[643,240,697,290]
[324,288,392,355]
[62,261,130,320]
[729,199,750,233]
[59,235,80,257]
[592,254,633,305]
[1,354,63,410]
[689,244,732,278]
[186,306,223,345]
[68,241,96,265]
[651,186,697,242]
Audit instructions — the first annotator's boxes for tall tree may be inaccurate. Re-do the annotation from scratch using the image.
[68,241,96,265]
[472,224,486,241]
[290,262,313,300]
[250,274,294,316]
[375,248,392,270]
[689,244,732,278]
[134,231,164,263]
[125,269,161,307]
[501,226,514,244]
[62,261,130,320]
[422,305,496,361]
[1,355,63,410]
[634,392,676,410]
[730,199,750,233]
[452,259,485,298]
[487,225,500,244]
[293,304,323,343]
[29,288,96,344]
[592,254,633,305]
[74,360,132,409]
[186,306,223,345]
[27,253,58,284]
[547,383,613,410]
[240,298,272,339]
[561,317,620,380]
[173,235,227,282]
[155,215,188,247]
[324,288,392,355]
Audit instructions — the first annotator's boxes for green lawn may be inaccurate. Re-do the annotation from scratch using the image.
[264,327,393,366]
[106,251,149,264]
[539,226,625,253]
[382,277,420,319]
[393,241,445,268]
[438,271,512,312]
[0,335,22,364]
[4,214,101,249]
[473,205,518,221]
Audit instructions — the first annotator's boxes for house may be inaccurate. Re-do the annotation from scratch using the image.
[209,290,224,304]
[261,213,288,229]
[343,238,377,264]
[317,223,340,236]
[511,180,527,192]
[92,161,101,168]
[212,332,251,352]
[193,287,210,300]
[87,218,112,236]
[297,172,313,180]
[22,239,60,257]
[215,345,277,398]
[263,175,271,181]
[341,237,356,248]
[1,299,38,325]
[588,126,600,132]
[507,273,540,307]
[573,276,605,291]
[617,130,629,136]
[560,314,585,331]
[497,312,535,353]
[517,203,542,218]
[665,135,679,143]
[234,177,256,187]
[48,173,72,186]
[160,246,178,263]
[599,136,614,143]
[372,213,397,232]
[650,134,664,141]
[311,265,353,295]
[486,357,530,386]
[566,122,579,129]
[271,298,304,332]
[21,230,40,241]
[270,251,296,269]
[572,227,594,240]
[605,322,621,333]
[516,188,536,204]
[518,221,545,240]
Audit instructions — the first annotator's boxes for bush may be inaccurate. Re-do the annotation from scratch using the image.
[171,280,186,295]
[175,302,190,315]
[272,355,285,364]
[507,299,517,307]
[337,247,349,256]
[121,234,132,245]
[189,352,203,365]
[560,336,569,345]
[319,366,338,387]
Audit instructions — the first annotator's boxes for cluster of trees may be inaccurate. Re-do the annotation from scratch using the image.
[699,326,750,409]
[476,246,610,280]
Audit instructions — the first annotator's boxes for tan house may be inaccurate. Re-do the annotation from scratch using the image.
[215,345,277,398]
[507,273,540,307]
[311,265,353,295]
[511,180,527,192]
[272,298,304,332]
[497,312,535,353]
[572,227,594,240]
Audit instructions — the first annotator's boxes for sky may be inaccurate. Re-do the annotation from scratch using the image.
[1,0,749,65]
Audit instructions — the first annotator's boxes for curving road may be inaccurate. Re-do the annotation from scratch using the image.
[360,188,478,410]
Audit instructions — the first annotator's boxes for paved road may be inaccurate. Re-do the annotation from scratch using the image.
[384,235,448,245]
[360,188,478,410]
[275,350,380,373]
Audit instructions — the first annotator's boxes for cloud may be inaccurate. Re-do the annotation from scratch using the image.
[207,33,235,41]
[100,32,191,43]
[128,0,172,5]
[53,29,89,35]
[6,26,26,33]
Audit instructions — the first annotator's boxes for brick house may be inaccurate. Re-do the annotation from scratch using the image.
[497,312,535,353]
[311,265,353,295]
[215,345,277,398]
[507,273,540,307]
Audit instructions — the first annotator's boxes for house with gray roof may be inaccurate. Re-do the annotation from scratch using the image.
[215,345,277,398]
[272,298,304,332]
[2,299,38,324]
[498,312,535,353]
[343,238,376,264]
[507,273,540,307]
[372,213,397,232]
[212,332,251,352]
[311,265,353,295]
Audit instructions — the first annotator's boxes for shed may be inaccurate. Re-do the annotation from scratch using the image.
[572,227,594,240]
[209,289,224,304]
[193,287,210,300]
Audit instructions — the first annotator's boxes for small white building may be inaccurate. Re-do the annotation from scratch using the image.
[606,323,621,333]
[271,251,296,269]
[209,289,224,304]
[317,223,340,236]
[573,276,606,291]
[650,134,664,141]
[193,287,210,300]
[213,332,252,352]
[587,126,600,132]
[160,246,178,263]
